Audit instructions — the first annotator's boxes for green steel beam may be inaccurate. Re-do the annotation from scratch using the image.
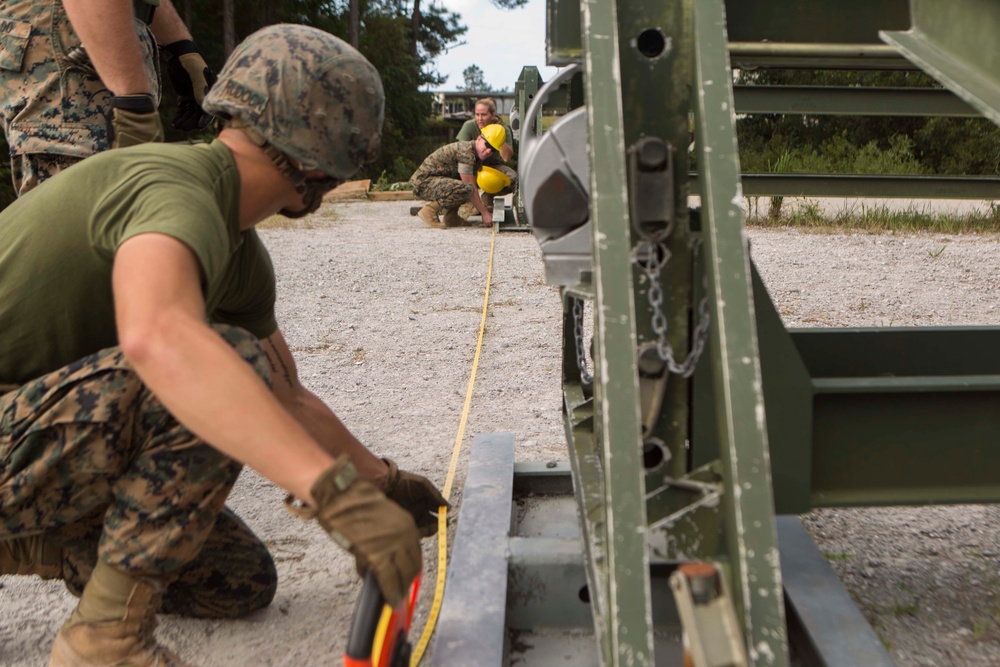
[734,85,978,117]
[882,0,1000,127]
[710,173,1000,200]
[729,43,911,71]
[692,0,789,664]
[725,0,909,44]
[810,389,1000,507]
[549,0,911,69]
[580,0,654,664]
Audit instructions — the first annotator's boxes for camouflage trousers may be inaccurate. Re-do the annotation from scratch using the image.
[0,325,276,618]
[0,0,160,196]
[411,175,476,209]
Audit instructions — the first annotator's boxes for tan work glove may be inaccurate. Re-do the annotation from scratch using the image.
[382,457,449,538]
[109,94,164,148]
[162,40,217,131]
[289,457,421,606]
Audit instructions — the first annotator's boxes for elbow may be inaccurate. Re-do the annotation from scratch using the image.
[117,315,179,370]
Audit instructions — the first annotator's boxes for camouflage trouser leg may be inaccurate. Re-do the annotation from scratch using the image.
[0,324,277,618]
[9,153,83,197]
[412,176,475,209]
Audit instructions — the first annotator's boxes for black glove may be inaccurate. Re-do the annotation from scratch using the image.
[287,457,421,607]
[109,94,164,148]
[382,457,449,538]
[162,40,217,132]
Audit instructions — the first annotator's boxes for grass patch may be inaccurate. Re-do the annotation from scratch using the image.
[746,199,1000,234]
[823,552,853,561]
[257,206,340,230]
[892,602,919,617]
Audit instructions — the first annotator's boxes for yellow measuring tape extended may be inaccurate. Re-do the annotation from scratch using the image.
[410,224,497,666]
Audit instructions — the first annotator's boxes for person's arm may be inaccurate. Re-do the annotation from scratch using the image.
[152,1,216,131]
[462,172,492,226]
[261,330,389,485]
[61,0,150,96]
[148,0,192,45]
[112,232,335,504]
[500,125,514,162]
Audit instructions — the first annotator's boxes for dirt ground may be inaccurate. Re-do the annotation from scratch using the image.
[3,198,1000,666]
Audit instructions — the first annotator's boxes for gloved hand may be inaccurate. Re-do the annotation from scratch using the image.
[382,457,449,538]
[109,94,164,148]
[162,40,217,132]
[296,457,421,606]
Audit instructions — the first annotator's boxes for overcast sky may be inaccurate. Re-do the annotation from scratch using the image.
[426,0,562,92]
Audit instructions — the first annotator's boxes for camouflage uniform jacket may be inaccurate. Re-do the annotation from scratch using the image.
[410,141,479,188]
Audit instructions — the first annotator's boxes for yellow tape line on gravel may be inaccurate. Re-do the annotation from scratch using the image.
[410,224,497,666]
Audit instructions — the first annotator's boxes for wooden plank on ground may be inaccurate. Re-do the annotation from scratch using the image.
[324,180,371,201]
[368,190,415,201]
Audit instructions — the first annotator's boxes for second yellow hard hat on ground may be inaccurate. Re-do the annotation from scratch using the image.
[477,165,511,194]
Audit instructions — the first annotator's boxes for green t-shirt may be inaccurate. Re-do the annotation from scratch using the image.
[455,119,513,149]
[0,139,277,385]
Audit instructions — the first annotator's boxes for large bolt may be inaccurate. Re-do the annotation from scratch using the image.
[636,137,668,171]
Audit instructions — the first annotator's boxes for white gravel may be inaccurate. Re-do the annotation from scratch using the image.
[2,198,1000,666]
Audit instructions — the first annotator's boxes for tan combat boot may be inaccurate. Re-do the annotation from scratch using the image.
[416,202,444,229]
[0,535,63,579]
[457,202,476,219]
[48,561,193,667]
[442,207,467,228]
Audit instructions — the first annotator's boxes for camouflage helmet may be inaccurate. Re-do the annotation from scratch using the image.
[203,24,384,181]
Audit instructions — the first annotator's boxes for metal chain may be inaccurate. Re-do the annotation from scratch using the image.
[572,297,593,384]
[639,240,711,378]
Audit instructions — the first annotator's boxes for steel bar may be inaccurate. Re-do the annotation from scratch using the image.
[882,0,1000,126]
[579,0,655,661]
[777,516,895,667]
[692,0,789,664]
[733,85,977,117]
[431,433,515,667]
[717,173,1000,200]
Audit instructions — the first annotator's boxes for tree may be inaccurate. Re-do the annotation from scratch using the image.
[462,64,488,92]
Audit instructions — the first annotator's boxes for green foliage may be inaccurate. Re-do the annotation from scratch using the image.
[735,68,1000,177]
[179,0,466,181]
[462,64,488,92]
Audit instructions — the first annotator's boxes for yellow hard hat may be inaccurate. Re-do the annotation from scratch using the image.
[480,124,506,152]
[477,165,511,194]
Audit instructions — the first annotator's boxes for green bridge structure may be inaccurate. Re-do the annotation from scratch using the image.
[430,1,1000,665]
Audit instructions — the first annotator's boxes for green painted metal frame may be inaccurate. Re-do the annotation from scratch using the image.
[555,0,794,662]
[733,85,977,117]
[882,0,1000,126]
[691,0,788,662]
[539,0,1000,664]
[578,0,654,659]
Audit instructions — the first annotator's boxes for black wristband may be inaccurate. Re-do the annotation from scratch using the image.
[162,39,199,60]
[109,94,156,114]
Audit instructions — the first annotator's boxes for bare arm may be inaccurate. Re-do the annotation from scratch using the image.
[113,232,335,504]
[148,0,193,45]
[500,142,514,162]
[262,330,390,485]
[62,0,151,95]
[462,172,493,225]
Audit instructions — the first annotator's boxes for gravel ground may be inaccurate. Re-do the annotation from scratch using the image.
[3,198,1000,666]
